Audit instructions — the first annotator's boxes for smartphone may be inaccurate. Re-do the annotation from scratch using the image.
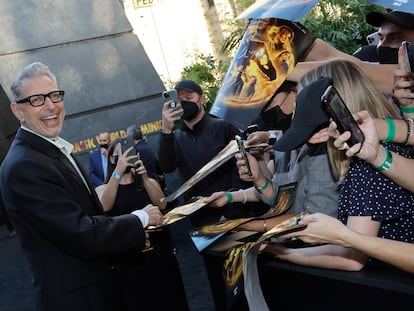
[321,85,365,148]
[120,136,144,190]
[402,41,414,73]
[366,32,380,46]
[235,134,252,176]
[120,136,137,168]
[162,89,183,118]
[242,124,259,139]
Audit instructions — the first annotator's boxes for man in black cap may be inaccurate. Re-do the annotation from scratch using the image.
[158,79,268,225]
[358,10,414,64]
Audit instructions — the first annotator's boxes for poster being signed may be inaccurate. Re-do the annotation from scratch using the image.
[210,18,315,130]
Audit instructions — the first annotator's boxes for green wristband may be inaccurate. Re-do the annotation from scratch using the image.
[225,192,233,203]
[255,178,269,192]
[375,148,393,172]
[400,106,414,113]
[384,118,396,142]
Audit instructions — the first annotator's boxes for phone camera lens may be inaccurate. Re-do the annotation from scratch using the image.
[163,92,169,99]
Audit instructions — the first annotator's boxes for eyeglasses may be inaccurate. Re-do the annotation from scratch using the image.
[16,90,65,107]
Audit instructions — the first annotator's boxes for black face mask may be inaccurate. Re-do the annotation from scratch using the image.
[100,143,109,149]
[377,46,399,64]
[181,100,200,121]
[260,105,292,131]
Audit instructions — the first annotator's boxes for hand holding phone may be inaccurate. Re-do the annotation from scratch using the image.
[321,85,365,148]
[235,135,252,176]
[162,89,183,118]
[243,124,259,139]
[120,136,144,190]
[120,136,137,168]
[402,41,414,73]
[402,41,414,93]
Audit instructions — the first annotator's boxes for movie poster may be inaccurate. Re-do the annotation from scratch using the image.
[210,18,316,130]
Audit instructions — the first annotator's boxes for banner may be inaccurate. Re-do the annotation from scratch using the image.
[210,18,315,130]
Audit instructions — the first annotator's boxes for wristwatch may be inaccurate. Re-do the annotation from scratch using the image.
[268,130,279,145]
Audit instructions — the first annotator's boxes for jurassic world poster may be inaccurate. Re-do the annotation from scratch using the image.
[210,18,315,130]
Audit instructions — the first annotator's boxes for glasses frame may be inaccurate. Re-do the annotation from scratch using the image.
[16,90,65,107]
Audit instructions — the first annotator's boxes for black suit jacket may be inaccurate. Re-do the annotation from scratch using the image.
[0,128,146,311]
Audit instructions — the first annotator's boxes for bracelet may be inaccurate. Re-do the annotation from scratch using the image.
[375,147,393,172]
[400,106,414,113]
[404,118,413,145]
[255,178,269,192]
[239,189,247,204]
[384,118,396,142]
[225,192,233,203]
[112,171,122,180]
[263,220,267,232]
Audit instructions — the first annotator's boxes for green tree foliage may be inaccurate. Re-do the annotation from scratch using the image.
[301,0,385,54]
[179,54,228,111]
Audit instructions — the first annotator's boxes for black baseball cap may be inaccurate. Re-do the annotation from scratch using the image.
[366,10,414,29]
[175,80,203,95]
[274,77,332,151]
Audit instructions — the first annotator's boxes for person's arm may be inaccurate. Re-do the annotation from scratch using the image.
[289,39,397,95]
[236,152,276,201]
[238,213,293,232]
[329,111,414,192]
[139,168,167,210]
[393,46,414,117]
[206,188,260,208]
[284,213,414,274]
[262,215,380,271]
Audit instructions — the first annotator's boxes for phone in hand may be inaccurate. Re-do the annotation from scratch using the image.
[321,85,365,148]
[120,136,137,168]
[366,32,380,46]
[243,124,259,139]
[120,136,144,190]
[402,41,414,72]
[235,135,252,176]
[162,89,183,118]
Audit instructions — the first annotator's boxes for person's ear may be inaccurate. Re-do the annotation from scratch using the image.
[10,103,24,122]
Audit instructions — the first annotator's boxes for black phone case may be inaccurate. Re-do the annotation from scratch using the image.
[403,41,414,73]
[321,85,365,147]
[120,136,137,167]
[121,136,144,190]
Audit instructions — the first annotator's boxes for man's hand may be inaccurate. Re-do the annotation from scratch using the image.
[143,204,163,227]
[161,101,183,134]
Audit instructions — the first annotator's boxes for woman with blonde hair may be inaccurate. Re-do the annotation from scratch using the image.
[261,59,414,271]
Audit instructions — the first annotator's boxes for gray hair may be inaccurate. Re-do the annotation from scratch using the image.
[10,62,57,101]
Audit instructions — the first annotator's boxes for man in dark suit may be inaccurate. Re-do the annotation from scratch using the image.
[0,62,163,311]
[88,131,110,187]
